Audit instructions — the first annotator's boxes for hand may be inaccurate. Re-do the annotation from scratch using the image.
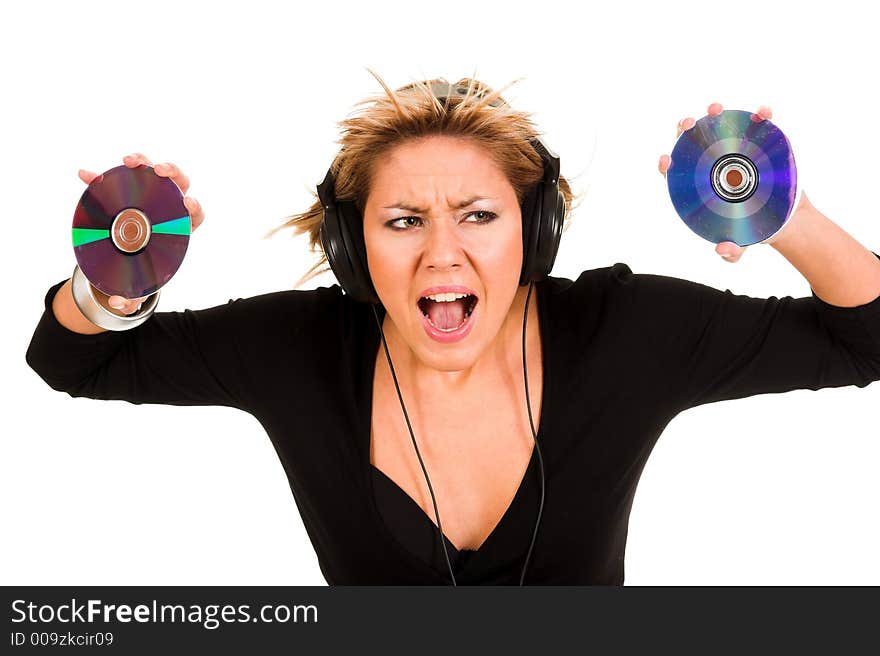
[657,102,773,264]
[77,153,204,315]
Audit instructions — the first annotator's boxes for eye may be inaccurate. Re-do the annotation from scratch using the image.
[464,210,498,223]
[386,216,423,231]
[384,210,498,231]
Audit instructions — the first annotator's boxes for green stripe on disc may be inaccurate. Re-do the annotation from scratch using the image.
[152,215,191,235]
[72,228,110,247]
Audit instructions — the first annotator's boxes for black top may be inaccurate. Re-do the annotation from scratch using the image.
[25,258,880,584]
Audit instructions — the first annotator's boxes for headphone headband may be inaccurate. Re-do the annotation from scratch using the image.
[425,81,505,108]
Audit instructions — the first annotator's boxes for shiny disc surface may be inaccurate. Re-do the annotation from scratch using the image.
[72,165,190,298]
[666,109,797,246]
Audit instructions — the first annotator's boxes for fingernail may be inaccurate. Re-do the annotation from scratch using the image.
[109,300,124,309]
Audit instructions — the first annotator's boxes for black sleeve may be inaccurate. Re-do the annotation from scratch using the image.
[609,252,880,411]
[25,279,341,413]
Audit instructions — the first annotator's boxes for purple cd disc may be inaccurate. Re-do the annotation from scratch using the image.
[72,164,191,298]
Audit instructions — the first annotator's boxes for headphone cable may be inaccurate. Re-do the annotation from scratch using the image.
[370,281,545,586]
[372,304,458,585]
[520,281,546,586]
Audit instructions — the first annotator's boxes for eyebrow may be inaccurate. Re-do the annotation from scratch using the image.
[382,196,498,213]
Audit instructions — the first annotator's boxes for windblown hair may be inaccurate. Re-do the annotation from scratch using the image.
[264,68,582,289]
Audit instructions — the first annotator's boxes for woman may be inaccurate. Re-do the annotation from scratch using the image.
[26,74,880,585]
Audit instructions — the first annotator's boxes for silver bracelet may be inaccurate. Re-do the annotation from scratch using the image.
[70,264,161,331]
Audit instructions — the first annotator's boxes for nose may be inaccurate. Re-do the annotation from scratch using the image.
[422,218,466,273]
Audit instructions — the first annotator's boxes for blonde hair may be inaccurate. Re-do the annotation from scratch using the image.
[264,68,583,289]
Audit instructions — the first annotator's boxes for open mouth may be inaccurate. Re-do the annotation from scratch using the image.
[417,293,478,332]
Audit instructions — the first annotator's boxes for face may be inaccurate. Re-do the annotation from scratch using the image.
[363,135,523,373]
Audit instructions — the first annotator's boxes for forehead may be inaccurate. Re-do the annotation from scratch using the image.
[369,136,511,195]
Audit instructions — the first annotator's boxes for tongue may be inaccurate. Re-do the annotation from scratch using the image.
[426,298,466,330]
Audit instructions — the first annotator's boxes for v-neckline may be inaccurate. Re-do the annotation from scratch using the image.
[370,444,538,555]
[362,280,552,573]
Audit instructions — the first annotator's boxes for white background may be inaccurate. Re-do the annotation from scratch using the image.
[2,0,878,585]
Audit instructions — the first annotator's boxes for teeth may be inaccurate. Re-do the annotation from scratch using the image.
[424,292,470,302]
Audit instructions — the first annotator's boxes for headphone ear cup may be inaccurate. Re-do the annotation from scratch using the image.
[520,181,564,285]
[319,203,349,290]
[334,201,380,304]
[519,184,542,285]
[534,186,564,279]
[321,201,379,304]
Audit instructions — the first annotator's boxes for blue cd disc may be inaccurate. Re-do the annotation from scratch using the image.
[666,109,798,246]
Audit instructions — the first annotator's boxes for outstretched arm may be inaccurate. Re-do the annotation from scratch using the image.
[644,103,880,410]
[767,193,880,308]
[658,102,880,306]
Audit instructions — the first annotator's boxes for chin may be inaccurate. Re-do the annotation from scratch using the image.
[414,320,494,371]
[417,348,481,373]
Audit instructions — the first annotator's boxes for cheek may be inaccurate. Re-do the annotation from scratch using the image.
[364,231,414,305]
[365,222,418,264]
[480,222,523,273]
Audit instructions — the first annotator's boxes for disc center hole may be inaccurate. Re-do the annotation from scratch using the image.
[711,154,758,202]
[122,221,141,242]
[111,208,151,253]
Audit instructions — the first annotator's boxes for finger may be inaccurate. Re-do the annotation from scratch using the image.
[107,295,132,310]
[707,102,723,116]
[108,295,147,314]
[716,242,747,262]
[751,105,773,122]
[123,152,154,168]
[183,196,204,230]
[154,162,191,194]
[676,117,695,138]
[78,169,100,185]
[107,296,128,311]
[120,300,144,315]
[658,154,671,177]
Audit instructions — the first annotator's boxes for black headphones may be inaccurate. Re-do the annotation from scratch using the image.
[315,81,559,586]
[316,82,565,304]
